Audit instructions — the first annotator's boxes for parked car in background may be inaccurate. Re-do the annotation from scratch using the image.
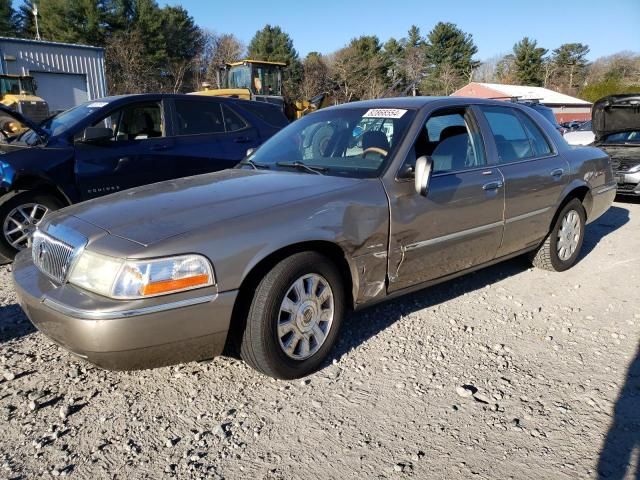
[561,120,583,131]
[564,120,595,146]
[513,100,566,134]
[13,97,615,379]
[592,94,640,196]
[0,95,287,261]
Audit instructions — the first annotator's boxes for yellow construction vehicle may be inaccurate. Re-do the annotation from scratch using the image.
[0,74,50,125]
[191,59,327,121]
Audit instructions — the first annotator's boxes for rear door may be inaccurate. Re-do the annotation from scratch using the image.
[478,105,570,256]
[168,98,260,176]
[74,100,175,200]
[386,106,505,292]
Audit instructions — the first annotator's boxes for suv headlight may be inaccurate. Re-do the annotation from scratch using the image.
[68,252,214,299]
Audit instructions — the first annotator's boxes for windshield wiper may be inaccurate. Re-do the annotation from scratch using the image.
[238,159,270,170]
[276,161,328,175]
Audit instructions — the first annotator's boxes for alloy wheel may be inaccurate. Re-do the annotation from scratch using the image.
[3,203,49,250]
[556,209,581,261]
[277,273,335,360]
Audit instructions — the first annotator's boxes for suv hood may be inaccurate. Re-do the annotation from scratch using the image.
[0,104,47,138]
[592,94,640,138]
[66,169,364,246]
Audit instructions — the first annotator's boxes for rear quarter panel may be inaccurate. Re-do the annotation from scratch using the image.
[562,145,615,223]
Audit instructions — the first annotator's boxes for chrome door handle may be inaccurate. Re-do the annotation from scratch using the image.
[483,181,503,191]
[550,168,564,177]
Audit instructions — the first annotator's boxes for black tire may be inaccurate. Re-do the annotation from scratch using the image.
[240,251,345,379]
[0,190,64,263]
[530,198,586,272]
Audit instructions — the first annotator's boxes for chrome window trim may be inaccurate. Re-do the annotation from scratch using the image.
[403,221,504,251]
[42,294,218,320]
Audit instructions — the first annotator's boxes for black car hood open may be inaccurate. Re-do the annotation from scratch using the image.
[592,94,640,139]
[0,104,47,138]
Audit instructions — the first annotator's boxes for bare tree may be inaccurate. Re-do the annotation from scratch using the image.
[403,46,426,96]
[300,52,331,100]
[207,33,245,88]
[106,29,158,94]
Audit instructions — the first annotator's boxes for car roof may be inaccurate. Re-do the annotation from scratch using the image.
[327,96,538,111]
[89,93,280,110]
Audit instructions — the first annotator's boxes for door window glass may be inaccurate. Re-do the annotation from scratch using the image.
[517,111,553,157]
[481,106,534,163]
[222,105,248,132]
[405,109,484,174]
[86,103,162,142]
[174,100,224,135]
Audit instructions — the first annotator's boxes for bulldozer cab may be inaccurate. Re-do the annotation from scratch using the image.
[192,59,327,121]
[0,74,50,124]
[225,60,284,98]
[0,75,37,97]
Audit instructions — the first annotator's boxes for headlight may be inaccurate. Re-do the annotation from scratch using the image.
[68,252,214,299]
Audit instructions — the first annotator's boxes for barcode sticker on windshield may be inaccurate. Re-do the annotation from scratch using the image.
[87,102,109,108]
[363,108,407,119]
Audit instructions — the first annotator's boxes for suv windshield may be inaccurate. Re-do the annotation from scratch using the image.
[245,107,416,178]
[17,100,113,146]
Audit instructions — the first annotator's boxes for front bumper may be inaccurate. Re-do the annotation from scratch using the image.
[614,170,640,196]
[12,250,237,370]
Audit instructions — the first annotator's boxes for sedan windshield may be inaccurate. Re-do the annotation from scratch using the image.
[603,131,640,144]
[245,107,416,178]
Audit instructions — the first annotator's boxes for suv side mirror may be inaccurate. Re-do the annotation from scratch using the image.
[414,155,433,196]
[80,127,113,143]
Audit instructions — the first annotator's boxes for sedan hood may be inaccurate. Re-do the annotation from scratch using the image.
[592,94,640,138]
[68,169,363,246]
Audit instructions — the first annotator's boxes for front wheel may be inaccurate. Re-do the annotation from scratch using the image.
[240,252,345,379]
[530,198,586,272]
[0,190,64,263]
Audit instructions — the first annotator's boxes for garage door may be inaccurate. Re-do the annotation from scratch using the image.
[31,71,89,112]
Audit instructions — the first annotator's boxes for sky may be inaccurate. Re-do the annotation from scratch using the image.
[163,0,640,61]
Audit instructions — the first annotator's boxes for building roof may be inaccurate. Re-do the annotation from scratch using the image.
[0,36,104,52]
[453,82,591,106]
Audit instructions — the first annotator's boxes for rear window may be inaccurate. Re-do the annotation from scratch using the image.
[237,101,289,128]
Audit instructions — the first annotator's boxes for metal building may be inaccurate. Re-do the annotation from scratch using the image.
[0,36,107,112]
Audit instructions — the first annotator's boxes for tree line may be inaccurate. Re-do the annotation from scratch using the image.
[1,0,638,103]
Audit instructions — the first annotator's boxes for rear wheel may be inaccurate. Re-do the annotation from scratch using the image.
[530,198,586,272]
[240,252,345,379]
[0,190,64,263]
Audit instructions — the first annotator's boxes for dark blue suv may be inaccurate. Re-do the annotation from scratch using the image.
[0,94,288,261]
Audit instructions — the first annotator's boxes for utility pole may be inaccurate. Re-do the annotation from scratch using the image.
[32,3,41,41]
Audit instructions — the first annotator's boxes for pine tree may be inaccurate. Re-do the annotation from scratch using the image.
[512,37,548,86]
[0,0,19,37]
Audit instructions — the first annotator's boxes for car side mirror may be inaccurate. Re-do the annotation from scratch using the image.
[414,155,433,196]
[80,126,113,143]
[246,147,256,158]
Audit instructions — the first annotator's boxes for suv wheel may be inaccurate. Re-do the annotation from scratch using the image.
[240,252,345,379]
[530,198,586,272]
[0,190,64,263]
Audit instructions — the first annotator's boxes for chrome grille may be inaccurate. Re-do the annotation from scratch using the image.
[31,231,76,283]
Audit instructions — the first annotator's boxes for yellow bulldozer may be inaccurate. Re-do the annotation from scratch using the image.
[190,59,327,121]
[0,74,50,132]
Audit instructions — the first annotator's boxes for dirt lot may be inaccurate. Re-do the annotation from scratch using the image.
[0,198,639,480]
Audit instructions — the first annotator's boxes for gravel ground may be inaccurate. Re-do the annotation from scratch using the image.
[0,198,639,480]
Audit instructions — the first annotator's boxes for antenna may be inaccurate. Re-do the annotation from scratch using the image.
[32,3,41,41]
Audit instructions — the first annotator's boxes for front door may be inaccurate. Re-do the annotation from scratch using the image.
[386,106,505,293]
[74,101,174,200]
